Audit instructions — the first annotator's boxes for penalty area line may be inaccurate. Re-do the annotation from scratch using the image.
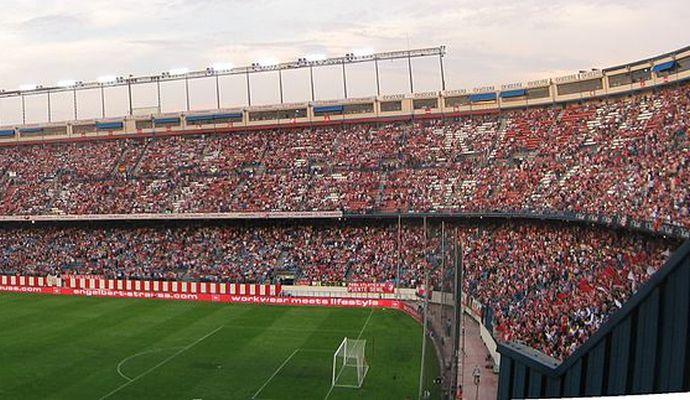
[98,325,224,400]
[251,348,301,399]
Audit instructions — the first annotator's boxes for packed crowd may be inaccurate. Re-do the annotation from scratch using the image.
[458,223,674,360]
[0,79,687,361]
[0,82,687,229]
[0,223,402,285]
[0,220,677,360]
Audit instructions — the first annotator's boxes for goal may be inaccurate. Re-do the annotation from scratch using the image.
[332,337,369,389]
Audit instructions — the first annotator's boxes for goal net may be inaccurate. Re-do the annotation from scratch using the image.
[332,337,369,389]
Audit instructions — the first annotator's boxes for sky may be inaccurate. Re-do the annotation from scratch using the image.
[0,0,689,125]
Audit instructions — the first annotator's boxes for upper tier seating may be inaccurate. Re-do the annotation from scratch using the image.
[0,82,687,230]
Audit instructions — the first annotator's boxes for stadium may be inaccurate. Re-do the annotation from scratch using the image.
[0,2,689,399]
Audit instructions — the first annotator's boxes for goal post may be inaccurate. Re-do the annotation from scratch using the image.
[332,337,369,389]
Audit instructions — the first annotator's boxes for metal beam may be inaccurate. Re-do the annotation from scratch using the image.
[440,53,446,91]
[309,66,315,101]
[184,76,190,112]
[278,69,284,104]
[73,89,78,120]
[127,81,133,115]
[375,59,381,96]
[100,86,106,118]
[215,74,221,109]
[342,61,348,98]
[47,91,52,123]
[21,94,26,125]
[156,80,162,113]
[407,51,415,93]
[418,216,429,400]
[0,46,446,100]
[245,71,252,106]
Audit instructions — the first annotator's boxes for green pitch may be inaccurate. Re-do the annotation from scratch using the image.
[0,293,440,399]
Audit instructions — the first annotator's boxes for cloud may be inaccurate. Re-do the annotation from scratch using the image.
[0,0,688,121]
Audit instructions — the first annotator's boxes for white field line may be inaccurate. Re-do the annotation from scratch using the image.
[324,308,375,400]
[297,348,332,353]
[251,348,301,399]
[224,324,359,336]
[99,326,224,400]
[356,309,375,340]
[324,362,348,400]
[116,347,184,381]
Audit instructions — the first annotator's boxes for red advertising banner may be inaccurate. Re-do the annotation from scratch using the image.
[0,275,280,296]
[347,282,395,294]
[398,301,423,323]
[0,284,403,310]
[0,275,425,316]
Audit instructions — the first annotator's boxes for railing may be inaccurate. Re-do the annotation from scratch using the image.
[344,210,690,240]
[495,239,690,398]
[2,210,686,240]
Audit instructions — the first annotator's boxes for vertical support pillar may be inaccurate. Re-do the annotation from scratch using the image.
[407,51,414,93]
[127,81,133,116]
[21,94,26,125]
[246,71,252,106]
[396,214,402,286]
[452,229,464,398]
[73,89,78,120]
[215,74,221,110]
[342,61,348,98]
[156,80,162,114]
[439,53,446,91]
[375,58,381,96]
[100,86,106,118]
[418,216,429,400]
[278,69,284,104]
[47,91,52,123]
[309,65,315,101]
[184,76,190,111]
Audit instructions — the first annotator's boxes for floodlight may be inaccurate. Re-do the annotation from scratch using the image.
[210,62,234,72]
[97,76,117,84]
[352,48,375,57]
[256,57,279,67]
[19,84,38,91]
[168,67,189,76]
[57,80,77,88]
[305,54,327,62]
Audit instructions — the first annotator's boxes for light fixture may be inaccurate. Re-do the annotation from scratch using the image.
[256,57,279,67]
[168,67,189,76]
[352,48,375,57]
[97,76,117,84]
[210,62,234,72]
[305,54,327,62]
[57,79,77,88]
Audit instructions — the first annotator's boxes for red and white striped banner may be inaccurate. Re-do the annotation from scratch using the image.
[6,275,280,297]
[0,275,412,311]
[0,275,46,287]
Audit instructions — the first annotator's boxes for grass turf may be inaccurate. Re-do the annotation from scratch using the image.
[0,293,440,399]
